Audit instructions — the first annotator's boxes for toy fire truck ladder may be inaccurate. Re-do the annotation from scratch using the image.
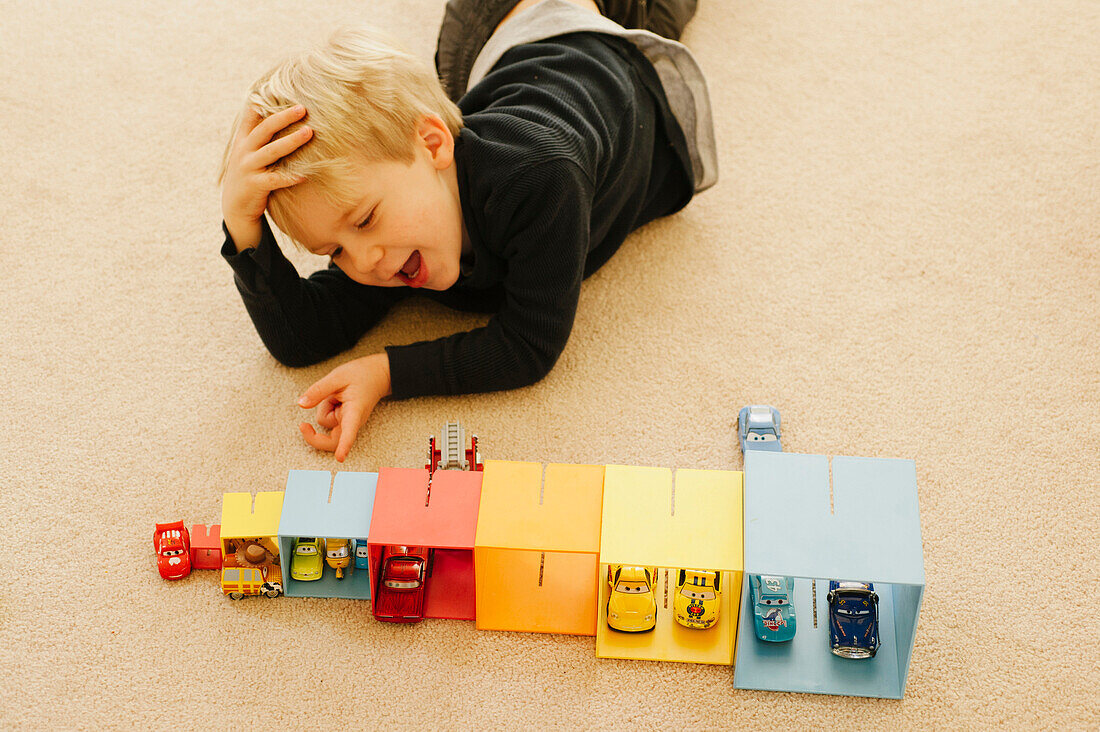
[441,421,466,470]
[425,421,484,477]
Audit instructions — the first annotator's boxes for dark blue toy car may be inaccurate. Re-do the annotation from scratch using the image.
[738,405,782,453]
[826,581,880,659]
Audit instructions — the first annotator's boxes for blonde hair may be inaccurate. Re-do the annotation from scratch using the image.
[217,26,463,244]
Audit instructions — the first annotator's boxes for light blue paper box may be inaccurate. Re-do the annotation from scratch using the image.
[277,470,378,599]
[734,451,924,699]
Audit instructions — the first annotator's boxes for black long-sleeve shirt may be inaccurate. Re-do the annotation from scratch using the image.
[221,32,693,398]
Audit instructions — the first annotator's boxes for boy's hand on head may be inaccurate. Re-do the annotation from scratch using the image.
[297,353,393,462]
[221,104,313,251]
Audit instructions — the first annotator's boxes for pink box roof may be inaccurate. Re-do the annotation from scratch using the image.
[369,467,482,549]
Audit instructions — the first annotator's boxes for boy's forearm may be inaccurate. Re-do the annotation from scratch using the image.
[224,216,262,253]
[385,319,562,400]
[220,218,409,367]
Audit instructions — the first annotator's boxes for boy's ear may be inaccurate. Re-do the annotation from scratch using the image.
[417,114,454,170]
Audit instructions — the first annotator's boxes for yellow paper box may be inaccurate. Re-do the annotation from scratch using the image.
[597,465,743,665]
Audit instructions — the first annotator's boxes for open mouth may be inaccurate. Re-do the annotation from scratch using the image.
[397,250,427,287]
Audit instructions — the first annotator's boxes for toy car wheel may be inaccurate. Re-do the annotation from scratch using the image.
[264,588,280,598]
[228,591,244,600]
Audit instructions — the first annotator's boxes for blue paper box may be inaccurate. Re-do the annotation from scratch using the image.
[734,452,924,699]
[277,470,378,600]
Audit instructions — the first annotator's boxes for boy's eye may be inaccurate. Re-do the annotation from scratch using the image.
[357,209,375,229]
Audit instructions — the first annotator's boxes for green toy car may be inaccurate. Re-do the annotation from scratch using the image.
[290,537,325,581]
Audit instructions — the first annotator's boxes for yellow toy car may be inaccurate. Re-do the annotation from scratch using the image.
[673,569,721,629]
[606,565,658,632]
[221,564,283,599]
[290,537,325,581]
[325,538,351,579]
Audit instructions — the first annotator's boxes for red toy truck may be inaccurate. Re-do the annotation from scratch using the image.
[373,545,431,623]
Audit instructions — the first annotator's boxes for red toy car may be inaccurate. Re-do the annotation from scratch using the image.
[154,521,192,580]
[373,545,431,623]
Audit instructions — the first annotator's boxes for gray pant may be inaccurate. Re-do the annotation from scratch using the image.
[435,0,699,101]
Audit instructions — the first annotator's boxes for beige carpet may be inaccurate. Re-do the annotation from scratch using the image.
[1,0,1097,728]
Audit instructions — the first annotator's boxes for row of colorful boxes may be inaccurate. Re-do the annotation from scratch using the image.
[208,454,924,699]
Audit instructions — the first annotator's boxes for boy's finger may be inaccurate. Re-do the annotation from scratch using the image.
[253,126,313,169]
[299,372,345,408]
[299,422,339,453]
[317,402,339,430]
[262,170,307,191]
[334,406,364,463]
[237,106,263,136]
[248,104,307,147]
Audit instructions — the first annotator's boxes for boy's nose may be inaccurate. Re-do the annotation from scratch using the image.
[364,246,386,274]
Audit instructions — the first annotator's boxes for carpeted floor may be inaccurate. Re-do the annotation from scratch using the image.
[1,0,1096,728]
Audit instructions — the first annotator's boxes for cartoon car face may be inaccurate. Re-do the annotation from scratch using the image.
[674,569,721,629]
[325,538,351,579]
[325,540,349,562]
[606,565,658,632]
[373,545,430,623]
[221,563,283,599]
[154,521,192,580]
[354,542,371,570]
[738,405,782,453]
[290,537,325,581]
[750,574,797,642]
[827,580,879,658]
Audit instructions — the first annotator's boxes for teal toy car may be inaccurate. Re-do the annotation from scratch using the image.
[750,574,796,642]
[290,537,325,581]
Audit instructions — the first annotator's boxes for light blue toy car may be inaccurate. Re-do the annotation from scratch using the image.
[750,574,797,642]
[738,405,782,453]
[354,540,371,571]
[739,405,794,642]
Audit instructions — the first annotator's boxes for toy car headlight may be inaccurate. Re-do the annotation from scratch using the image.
[608,611,619,619]
[644,614,654,622]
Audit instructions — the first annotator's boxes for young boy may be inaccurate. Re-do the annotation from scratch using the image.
[218,0,716,461]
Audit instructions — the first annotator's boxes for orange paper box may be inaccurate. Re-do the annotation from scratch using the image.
[474,460,605,635]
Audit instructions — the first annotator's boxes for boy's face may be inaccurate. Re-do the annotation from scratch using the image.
[288,116,467,290]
